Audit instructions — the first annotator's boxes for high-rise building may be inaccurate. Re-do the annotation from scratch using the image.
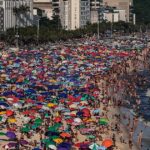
[60,0,90,30]
[103,0,132,22]
[33,0,53,20]
[0,0,33,31]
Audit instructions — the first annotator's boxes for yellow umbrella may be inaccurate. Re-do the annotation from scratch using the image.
[49,79,57,83]
[85,118,94,123]
[53,138,63,144]
[8,118,17,123]
[47,103,55,108]
[0,111,6,115]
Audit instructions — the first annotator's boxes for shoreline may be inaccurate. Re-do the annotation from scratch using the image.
[97,47,150,150]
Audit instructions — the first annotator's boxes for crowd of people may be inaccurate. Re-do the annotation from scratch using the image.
[0,37,149,150]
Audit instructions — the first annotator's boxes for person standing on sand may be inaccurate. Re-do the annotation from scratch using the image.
[137,130,143,147]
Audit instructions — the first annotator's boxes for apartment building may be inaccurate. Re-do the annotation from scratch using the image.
[33,0,53,20]
[103,0,132,22]
[0,0,33,31]
[60,0,90,30]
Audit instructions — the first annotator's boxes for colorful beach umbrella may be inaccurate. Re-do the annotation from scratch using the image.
[102,139,113,148]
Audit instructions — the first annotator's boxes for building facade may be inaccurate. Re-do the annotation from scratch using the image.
[60,0,90,30]
[52,0,60,15]
[33,0,53,20]
[0,0,33,31]
[103,0,132,22]
[90,0,101,23]
[0,6,4,32]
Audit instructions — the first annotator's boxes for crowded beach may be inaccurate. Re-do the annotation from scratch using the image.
[0,37,149,150]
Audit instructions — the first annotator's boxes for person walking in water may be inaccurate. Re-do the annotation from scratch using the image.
[137,130,143,147]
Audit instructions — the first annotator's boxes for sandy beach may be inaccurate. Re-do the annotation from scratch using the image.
[0,38,149,150]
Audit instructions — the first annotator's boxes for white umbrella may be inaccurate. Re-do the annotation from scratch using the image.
[69,103,78,109]
[74,118,82,123]
[48,145,57,150]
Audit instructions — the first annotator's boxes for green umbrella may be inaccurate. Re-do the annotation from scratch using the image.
[51,136,59,140]
[21,125,30,133]
[32,124,40,129]
[45,113,49,118]
[0,116,3,121]
[21,127,30,133]
[34,118,43,124]
[48,123,62,131]
[88,135,96,139]
[99,118,109,125]
[48,126,57,132]
[0,132,5,136]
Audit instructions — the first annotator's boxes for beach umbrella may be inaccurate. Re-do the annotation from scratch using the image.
[48,123,62,131]
[21,126,30,133]
[102,139,113,148]
[57,142,72,150]
[74,118,82,123]
[75,142,90,148]
[89,143,99,150]
[0,102,9,107]
[32,148,41,150]
[88,135,96,139]
[8,118,17,123]
[98,146,107,150]
[0,111,6,115]
[53,138,63,144]
[45,131,59,137]
[7,142,17,148]
[6,131,16,139]
[0,116,3,121]
[54,117,62,123]
[6,110,14,116]
[48,145,57,150]
[60,132,71,138]
[69,103,78,109]
[34,118,43,124]
[0,132,6,136]
[99,118,109,125]
[20,140,28,145]
[47,103,56,108]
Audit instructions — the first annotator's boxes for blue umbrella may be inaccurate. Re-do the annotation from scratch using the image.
[57,142,72,149]
[0,102,9,107]
[32,148,41,150]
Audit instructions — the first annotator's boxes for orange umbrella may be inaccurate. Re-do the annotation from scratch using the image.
[102,139,113,148]
[60,132,71,138]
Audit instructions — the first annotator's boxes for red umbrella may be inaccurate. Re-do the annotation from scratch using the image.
[74,141,90,148]
[54,117,62,123]
[6,110,14,116]
[29,115,35,119]
[66,119,73,124]
[26,99,34,104]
